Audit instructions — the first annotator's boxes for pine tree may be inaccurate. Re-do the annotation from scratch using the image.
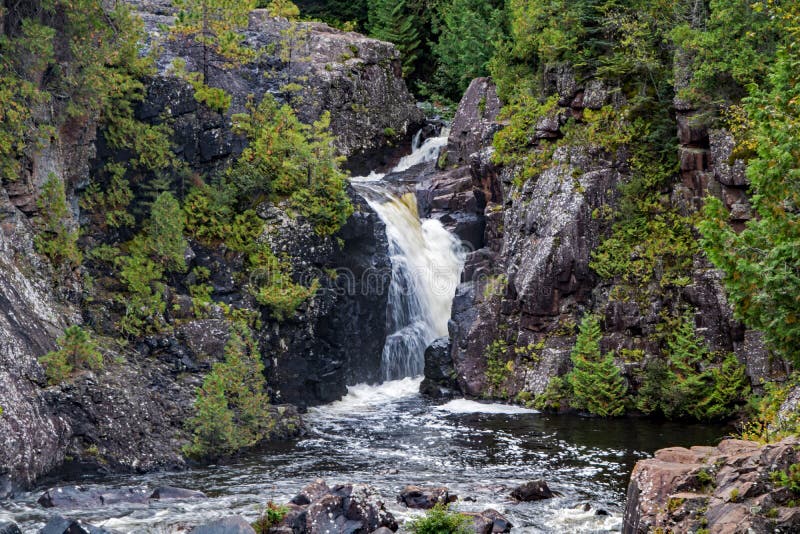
[699,2,800,366]
[172,0,257,79]
[566,314,627,417]
[184,323,275,459]
[428,0,503,100]
[368,0,421,78]
[39,326,103,385]
[144,192,187,273]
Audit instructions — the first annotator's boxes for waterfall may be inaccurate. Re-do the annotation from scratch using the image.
[352,131,465,381]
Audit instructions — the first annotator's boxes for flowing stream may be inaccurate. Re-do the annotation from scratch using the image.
[0,132,727,533]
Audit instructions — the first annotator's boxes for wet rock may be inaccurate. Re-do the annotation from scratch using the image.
[465,509,512,534]
[398,485,455,509]
[188,516,256,534]
[38,486,150,508]
[420,337,458,398]
[292,479,332,506]
[510,480,555,501]
[301,483,397,533]
[0,522,21,534]
[39,515,119,534]
[149,486,206,500]
[369,528,394,534]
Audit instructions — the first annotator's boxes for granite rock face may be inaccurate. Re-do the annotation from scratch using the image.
[423,71,787,404]
[623,437,800,533]
[127,1,424,173]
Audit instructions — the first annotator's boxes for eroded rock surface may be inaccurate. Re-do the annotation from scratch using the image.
[623,437,800,533]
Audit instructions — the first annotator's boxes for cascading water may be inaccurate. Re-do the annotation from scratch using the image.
[352,131,465,380]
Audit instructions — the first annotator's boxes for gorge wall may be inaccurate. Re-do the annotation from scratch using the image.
[0,3,420,495]
[420,72,789,403]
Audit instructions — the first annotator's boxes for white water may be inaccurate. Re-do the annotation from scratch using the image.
[352,130,465,380]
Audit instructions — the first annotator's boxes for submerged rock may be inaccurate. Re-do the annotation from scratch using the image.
[0,522,21,534]
[510,480,555,502]
[149,486,206,500]
[398,485,456,509]
[39,515,120,534]
[188,516,255,534]
[37,486,150,508]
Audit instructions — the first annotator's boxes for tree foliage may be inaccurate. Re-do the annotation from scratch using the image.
[39,326,103,385]
[367,0,421,78]
[566,315,627,417]
[699,2,800,366]
[184,323,275,459]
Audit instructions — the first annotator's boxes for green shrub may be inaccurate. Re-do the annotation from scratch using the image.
[34,174,82,270]
[534,376,570,411]
[484,339,511,394]
[184,324,275,459]
[249,244,319,320]
[740,373,800,443]
[252,501,290,533]
[406,503,473,534]
[144,192,188,273]
[116,250,167,337]
[638,312,749,422]
[771,464,800,496]
[566,315,627,417]
[39,326,102,385]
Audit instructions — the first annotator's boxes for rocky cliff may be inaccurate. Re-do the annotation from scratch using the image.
[0,3,419,494]
[421,71,789,404]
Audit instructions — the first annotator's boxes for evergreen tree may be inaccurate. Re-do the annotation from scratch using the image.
[39,326,103,385]
[566,315,627,417]
[144,192,188,273]
[34,173,82,271]
[428,0,503,101]
[368,0,421,78]
[172,0,257,79]
[699,2,800,366]
[184,324,275,459]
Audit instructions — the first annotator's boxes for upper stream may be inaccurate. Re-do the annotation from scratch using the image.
[0,131,727,533]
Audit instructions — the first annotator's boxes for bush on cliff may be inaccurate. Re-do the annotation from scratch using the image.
[39,326,103,385]
[566,314,627,417]
[184,323,275,459]
[638,312,749,421]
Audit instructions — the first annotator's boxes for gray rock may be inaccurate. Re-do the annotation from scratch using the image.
[149,486,207,500]
[446,78,502,167]
[189,517,256,534]
[0,522,21,534]
[397,485,455,509]
[510,480,555,501]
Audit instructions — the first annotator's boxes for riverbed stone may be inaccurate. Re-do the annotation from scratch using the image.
[510,480,555,501]
[39,515,120,534]
[0,522,21,534]
[149,486,207,500]
[398,485,456,509]
[464,509,513,534]
[189,517,256,534]
[37,486,150,508]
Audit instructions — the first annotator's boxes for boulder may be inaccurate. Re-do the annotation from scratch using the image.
[623,436,800,534]
[420,337,458,398]
[287,480,396,533]
[39,516,119,534]
[188,517,256,534]
[38,486,150,508]
[149,486,207,500]
[398,485,455,509]
[464,509,513,534]
[446,78,502,167]
[510,480,555,501]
